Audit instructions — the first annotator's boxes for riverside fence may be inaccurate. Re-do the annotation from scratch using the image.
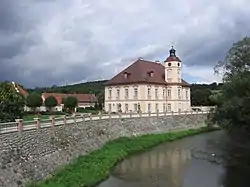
[0,110,210,134]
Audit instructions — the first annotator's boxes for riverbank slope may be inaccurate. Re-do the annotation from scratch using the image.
[27,127,219,187]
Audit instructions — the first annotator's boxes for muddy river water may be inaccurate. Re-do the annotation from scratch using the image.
[98,131,249,187]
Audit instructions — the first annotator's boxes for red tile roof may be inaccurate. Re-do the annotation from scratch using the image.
[164,56,181,62]
[11,82,29,97]
[106,59,190,87]
[42,93,97,105]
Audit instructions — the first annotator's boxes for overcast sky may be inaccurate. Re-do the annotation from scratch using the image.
[1,0,250,88]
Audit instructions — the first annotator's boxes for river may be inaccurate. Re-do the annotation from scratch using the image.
[97,130,250,187]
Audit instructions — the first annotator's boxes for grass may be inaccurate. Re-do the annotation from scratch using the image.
[22,114,63,121]
[26,126,219,187]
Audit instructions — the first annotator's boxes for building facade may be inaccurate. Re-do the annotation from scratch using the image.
[104,47,191,113]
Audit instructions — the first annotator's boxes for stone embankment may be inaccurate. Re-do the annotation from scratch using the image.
[0,113,208,187]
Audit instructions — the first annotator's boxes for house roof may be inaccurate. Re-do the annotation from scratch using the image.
[106,59,190,87]
[11,82,29,97]
[42,93,97,105]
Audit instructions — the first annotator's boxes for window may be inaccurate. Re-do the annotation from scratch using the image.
[167,104,171,111]
[125,104,129,112]
[186,89,189,100]
[124,73,128,78]
[116,103,120,112]
[117,89,120,99]
[163,88,165,98]
[134,88,138,99]
[134,103,138,112]
[155,87,158,99]
[167,89,171,98]
[147,87,151,99]
[178,89,181,99]
[108,104,111,112]
[177,69,180,74]
[178,103,182,112]
[167,69,172,82]
[125,88,129,99]
[148,103,151,112]
[108,89,112,98]
[163,103,166,111]
[155,103,158,112]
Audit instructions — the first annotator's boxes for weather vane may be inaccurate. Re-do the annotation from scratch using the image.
[171,41,174,48]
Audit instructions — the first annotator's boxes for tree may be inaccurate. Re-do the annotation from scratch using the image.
[44,96,58,112]
[26,93,43,113]
[63,96,78,113]
[0,82,25,122]
[212,37,250,134]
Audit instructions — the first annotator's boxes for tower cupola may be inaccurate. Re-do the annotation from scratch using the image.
[164,46,182,83]
[164,46,181,62]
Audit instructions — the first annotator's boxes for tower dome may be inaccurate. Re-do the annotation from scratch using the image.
[164,46,181,62]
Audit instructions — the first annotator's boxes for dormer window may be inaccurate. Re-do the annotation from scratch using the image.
[148,71,154,77]
[124,72,130,78]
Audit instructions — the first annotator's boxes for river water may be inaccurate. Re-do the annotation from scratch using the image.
[98,131,250,187]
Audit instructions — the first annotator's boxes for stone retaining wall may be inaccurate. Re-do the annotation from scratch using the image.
[0,114,207,187]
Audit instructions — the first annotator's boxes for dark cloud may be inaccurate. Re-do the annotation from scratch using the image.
[1,0,250,87]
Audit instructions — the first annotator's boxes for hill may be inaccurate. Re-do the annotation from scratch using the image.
[27,80,107,95]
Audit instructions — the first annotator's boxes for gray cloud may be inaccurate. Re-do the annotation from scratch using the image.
[1,0,250,87]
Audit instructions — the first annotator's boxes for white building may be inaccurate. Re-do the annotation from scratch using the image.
[104,47,191,113]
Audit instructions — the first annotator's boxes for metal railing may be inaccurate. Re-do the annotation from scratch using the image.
[0,110,210,134]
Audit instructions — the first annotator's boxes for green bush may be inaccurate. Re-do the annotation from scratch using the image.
[0,82,25,122]
[76,107,99,114]
[26,127,218,187]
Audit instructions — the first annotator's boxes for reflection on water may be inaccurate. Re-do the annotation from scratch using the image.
[113,148,191,186]
[222,130,250,187]
[97,131,240,187]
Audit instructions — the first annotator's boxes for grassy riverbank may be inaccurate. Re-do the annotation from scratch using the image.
[27,127,218,187]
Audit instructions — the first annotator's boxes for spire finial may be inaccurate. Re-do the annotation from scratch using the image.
[169,45,176,57]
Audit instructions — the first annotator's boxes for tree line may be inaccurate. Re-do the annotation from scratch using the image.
[27,81,222,107]
[0,86,79,122]
[25,93,78,113]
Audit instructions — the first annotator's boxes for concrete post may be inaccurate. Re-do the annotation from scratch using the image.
[81,114,85,122]
[99,113,102,119]
[15,119,23,132]
[72,113,76,124]
[89,114,92,121]
[63,115,67,125]
[156,109,159,117]
[50,116,55,129]
[148,111,151,117]
[34,118,40,130]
